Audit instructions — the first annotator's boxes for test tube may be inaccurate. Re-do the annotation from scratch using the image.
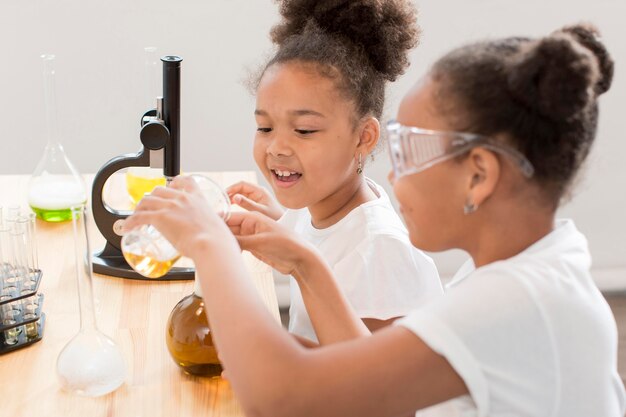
[23,314,38,340]
[2,310,22,346]
[8,217,28,293]
[0,207,10,281]
[21,296,38,321]
[0,287,15,303]
[6,206,20,223]
[17,215,36,289]
[26,212,38,273]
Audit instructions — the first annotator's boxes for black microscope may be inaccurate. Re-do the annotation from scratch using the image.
[91,55,193,280]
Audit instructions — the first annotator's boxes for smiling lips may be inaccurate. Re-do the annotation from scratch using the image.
[271,169,302,187]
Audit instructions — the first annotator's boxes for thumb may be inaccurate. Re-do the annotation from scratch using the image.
[235,234,266,251]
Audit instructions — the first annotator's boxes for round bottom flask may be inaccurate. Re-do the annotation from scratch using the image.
[121,174,230,279]
[56,207,126,397]
[166,278,222,377]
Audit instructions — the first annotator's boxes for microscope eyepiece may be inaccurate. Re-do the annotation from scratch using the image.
[162,56,183,63]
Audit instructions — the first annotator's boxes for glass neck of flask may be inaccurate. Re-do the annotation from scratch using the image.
[41,54,62,149]
[71,206,98,331]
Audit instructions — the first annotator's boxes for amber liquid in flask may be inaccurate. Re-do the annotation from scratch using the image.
[121,224,181,279]
[166,278,222,377]
[121,174,230,279]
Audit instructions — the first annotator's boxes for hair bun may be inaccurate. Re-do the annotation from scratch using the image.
[270,0,419,81]
[558,23,614,94]
[507,33,601,120]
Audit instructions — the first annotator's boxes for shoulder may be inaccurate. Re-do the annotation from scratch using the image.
[354,179,409,236]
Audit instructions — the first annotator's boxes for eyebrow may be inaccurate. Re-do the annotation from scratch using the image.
[254,109,326,118]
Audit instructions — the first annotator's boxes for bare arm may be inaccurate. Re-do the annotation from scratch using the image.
[123,179,468,417]
[289,247,371,344]
[192,237,467,417]
[292,334,319,348]
[233,213,398,341]
[363,317,399,332]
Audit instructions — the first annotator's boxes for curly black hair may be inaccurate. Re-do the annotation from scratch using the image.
[431,23,614,205]
[257,0,419,123]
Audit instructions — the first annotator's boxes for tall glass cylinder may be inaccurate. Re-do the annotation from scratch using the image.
[27,55,86,222]
[144,46,161,110]
[125,47,166,206]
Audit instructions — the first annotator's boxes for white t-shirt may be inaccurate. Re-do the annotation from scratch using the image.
[395,219,626,417]
[279,179,442,342]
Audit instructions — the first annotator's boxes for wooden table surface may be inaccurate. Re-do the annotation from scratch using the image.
[0,172,279,417]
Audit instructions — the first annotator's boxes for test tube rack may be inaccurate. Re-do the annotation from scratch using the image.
[0,210,45,354]
[0,268,45,354]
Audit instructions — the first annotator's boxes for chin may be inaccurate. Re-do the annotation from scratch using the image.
[408,231,440,252]
[411,236,453,253]
[274,192,308,211]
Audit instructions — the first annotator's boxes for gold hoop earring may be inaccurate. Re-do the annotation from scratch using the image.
[356,153,363,175]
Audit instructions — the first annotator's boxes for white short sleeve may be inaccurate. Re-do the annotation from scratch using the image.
[334,234,442,320]
[396,271,558,416]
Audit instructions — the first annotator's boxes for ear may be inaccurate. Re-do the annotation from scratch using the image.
[464,148,501,208]
[355,117,380,157]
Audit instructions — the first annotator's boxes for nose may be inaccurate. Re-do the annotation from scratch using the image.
[266,131,293,158]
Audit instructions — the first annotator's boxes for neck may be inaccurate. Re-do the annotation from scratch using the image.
[308,176,377,229]
[464,204,555,268]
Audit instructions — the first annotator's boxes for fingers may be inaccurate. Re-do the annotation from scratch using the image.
[226,181,262,198]
[169,175,201,192]
[226,211,247,228]
[230,193,267,213]
[227,211,264,237]
[235,234,267,251]
[122,209,163,232]
[133,193,183,218]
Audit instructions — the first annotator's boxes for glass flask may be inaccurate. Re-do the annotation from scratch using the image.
[126,167,167,206]
[28,55,86,222]
[121,174,230,279]
[56,206,126,397]
[166,277,222,377]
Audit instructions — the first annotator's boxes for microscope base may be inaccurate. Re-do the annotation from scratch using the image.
[93,243,194,281]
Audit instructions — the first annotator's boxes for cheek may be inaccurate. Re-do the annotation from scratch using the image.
[301,139,354,184]
[393,175,457,251]
[253,137,268,171]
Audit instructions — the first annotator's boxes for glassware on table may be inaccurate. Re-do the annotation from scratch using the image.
[0,207,45,355]
[56,206,126,396]
[124,47,167,207]
[125,167,166,206]
[166,277,222,377]
[0,208,40,298]
[120,174,230,279]
[28,54,86,222]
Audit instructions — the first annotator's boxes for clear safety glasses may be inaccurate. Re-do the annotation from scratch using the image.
[386,120,535,179]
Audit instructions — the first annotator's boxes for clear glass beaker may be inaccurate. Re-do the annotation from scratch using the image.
[28,55,86,222]
[121,174,230,279]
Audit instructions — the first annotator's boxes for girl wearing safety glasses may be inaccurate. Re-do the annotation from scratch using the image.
[124,23,625,417]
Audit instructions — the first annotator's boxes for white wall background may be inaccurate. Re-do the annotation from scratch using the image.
[1,0,624,290]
